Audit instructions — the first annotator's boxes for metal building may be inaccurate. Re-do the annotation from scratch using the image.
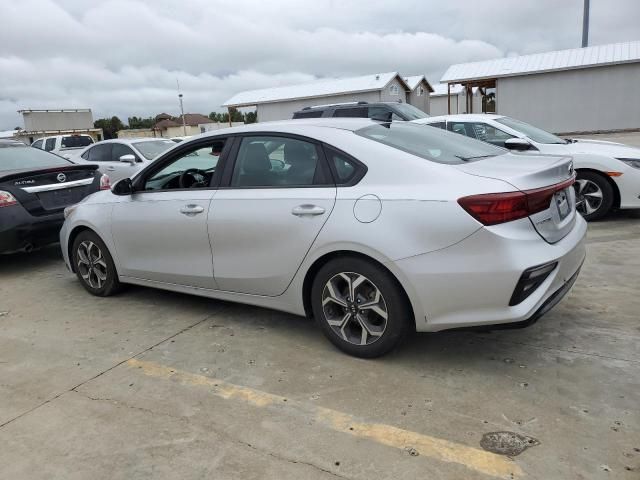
[440,40,640,134]
[222,72,428,122]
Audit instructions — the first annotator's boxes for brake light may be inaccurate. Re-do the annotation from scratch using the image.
[458,176,575,226]
[0,191,18,208]
[99,174,111,190]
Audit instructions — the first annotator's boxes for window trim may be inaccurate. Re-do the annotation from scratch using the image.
[218,132,334,190]
[389,84,400,96]
[131,136,234,193]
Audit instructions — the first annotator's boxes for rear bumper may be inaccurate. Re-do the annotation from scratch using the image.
[393,215,587,332]
[0,204,63,254]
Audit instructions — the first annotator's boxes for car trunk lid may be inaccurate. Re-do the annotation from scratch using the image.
[454,153,577,243]
[0,164,99,216]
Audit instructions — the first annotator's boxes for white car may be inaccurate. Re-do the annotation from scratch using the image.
[414,114,640,220]
[31,134,94,158]
[60,119,585,357]
[74,138,176,183]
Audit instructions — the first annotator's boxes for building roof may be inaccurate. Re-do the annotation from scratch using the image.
[441,40,640,83]
[154,119,181,129]
[17,108,92,113]
[178,113,212,126]
[403,75,434,92]
[223,72,409,108]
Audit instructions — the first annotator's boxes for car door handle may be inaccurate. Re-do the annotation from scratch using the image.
[292,205,325,217]
[180,204,205,216]
[106,166,116,171]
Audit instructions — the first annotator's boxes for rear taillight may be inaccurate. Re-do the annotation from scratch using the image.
[458,176,575,226]
[99,174,111,190]
[0,190,18,208]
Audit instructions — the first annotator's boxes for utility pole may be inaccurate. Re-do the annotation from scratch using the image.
[582,0,590,47]
[177,79,187,136]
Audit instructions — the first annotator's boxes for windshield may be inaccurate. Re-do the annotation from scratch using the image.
[0,145,72,171]
[393,103,429,120]
[356,122,504,164]
[495,117,566,144]
[132,140,175,160]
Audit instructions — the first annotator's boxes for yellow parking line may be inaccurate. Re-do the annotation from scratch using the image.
[127,358,522,479]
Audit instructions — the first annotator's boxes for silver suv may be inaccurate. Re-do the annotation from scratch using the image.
[292,101,428,121]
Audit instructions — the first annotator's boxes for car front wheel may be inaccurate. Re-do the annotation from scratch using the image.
[574,171,614,221]
[311,257,412,358]
[72,231,122,297]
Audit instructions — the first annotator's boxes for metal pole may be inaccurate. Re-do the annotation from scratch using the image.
[178,93,187,136]
[582,0,590,47]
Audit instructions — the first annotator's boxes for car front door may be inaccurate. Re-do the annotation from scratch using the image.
[111,139,228,289]
[209,134,336,296]
[109,143,143,182]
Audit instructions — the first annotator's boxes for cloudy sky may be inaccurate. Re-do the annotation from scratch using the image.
[1,0,639,129]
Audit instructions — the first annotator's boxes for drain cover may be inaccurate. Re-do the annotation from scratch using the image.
[480,431,540,456]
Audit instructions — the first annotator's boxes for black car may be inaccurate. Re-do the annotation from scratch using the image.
[292,101,429,121]
[0,140,108,254]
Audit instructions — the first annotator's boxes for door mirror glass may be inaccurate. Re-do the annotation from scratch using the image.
[504,138,532,151]
[119,154,136,164]
[112,177,133,195]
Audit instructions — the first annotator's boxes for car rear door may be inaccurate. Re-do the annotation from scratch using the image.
[209,134,336,296]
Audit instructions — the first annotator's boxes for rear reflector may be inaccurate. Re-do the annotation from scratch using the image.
[0,190,18,208]
[458,176,575,226]
[99,174,111,190]
[509,261,557,306]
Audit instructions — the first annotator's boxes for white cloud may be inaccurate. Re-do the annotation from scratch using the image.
[0,0,639,128]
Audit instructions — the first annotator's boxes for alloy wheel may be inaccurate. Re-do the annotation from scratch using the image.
[321,272,388,346]
[77,240,108,289]
[574,179,603,215]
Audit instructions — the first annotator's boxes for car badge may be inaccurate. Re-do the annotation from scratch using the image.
[57,173,67,183]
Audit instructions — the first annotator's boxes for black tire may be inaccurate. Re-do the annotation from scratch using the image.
[71,230,122,297]
[574,171,614,221]
[311,256,412,358]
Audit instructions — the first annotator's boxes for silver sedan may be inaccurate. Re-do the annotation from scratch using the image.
[60,119,586,357]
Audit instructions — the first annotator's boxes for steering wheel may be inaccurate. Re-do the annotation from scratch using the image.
[179,168,208,188]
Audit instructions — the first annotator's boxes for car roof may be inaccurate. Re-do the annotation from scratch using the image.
[96,137,175,145]
[414,114,504,124]
[296,101,402,112]
[194,118,379,139]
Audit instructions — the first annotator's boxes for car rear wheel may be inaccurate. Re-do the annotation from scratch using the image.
[72,231,121,296]
[574,171,614,221]
[311,257,412,358]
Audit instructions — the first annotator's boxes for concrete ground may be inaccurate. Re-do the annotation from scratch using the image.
[1,213,639,479]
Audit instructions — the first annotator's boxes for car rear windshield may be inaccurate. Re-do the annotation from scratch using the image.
[355,122,504,164]
[61,136,94,149]
[495,117,567,144]
[132,140,175,160]
[392,103,429,120]
[0,146,72,172]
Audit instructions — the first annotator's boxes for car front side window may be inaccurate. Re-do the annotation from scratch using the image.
[143,140,225,191]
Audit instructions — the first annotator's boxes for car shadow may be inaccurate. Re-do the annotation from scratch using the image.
[0,244,63,275]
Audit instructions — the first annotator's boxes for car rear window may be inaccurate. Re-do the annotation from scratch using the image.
[0,146,72,172]
[355,122,505,164]
[61,135,94,149]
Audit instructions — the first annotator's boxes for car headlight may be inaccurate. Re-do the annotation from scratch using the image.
[617,158,640,169]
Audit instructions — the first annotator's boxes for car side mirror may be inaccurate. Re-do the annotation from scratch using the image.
[504,138,532,151]
[112,177,133,195]
[120,154,136,165]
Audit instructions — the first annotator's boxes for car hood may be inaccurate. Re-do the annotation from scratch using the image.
[562,138,640,159]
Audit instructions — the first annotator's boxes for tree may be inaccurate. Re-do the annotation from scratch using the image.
[94,116,125,139]
[128,116,155,129]
[244,111,257,124]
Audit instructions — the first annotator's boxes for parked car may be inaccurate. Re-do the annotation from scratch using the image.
[0,139,108,254]
[60,119,585,358]
[73,138,176,183]
[415,114,640,220]
[32,134,94,158]
[292,101,429,121]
